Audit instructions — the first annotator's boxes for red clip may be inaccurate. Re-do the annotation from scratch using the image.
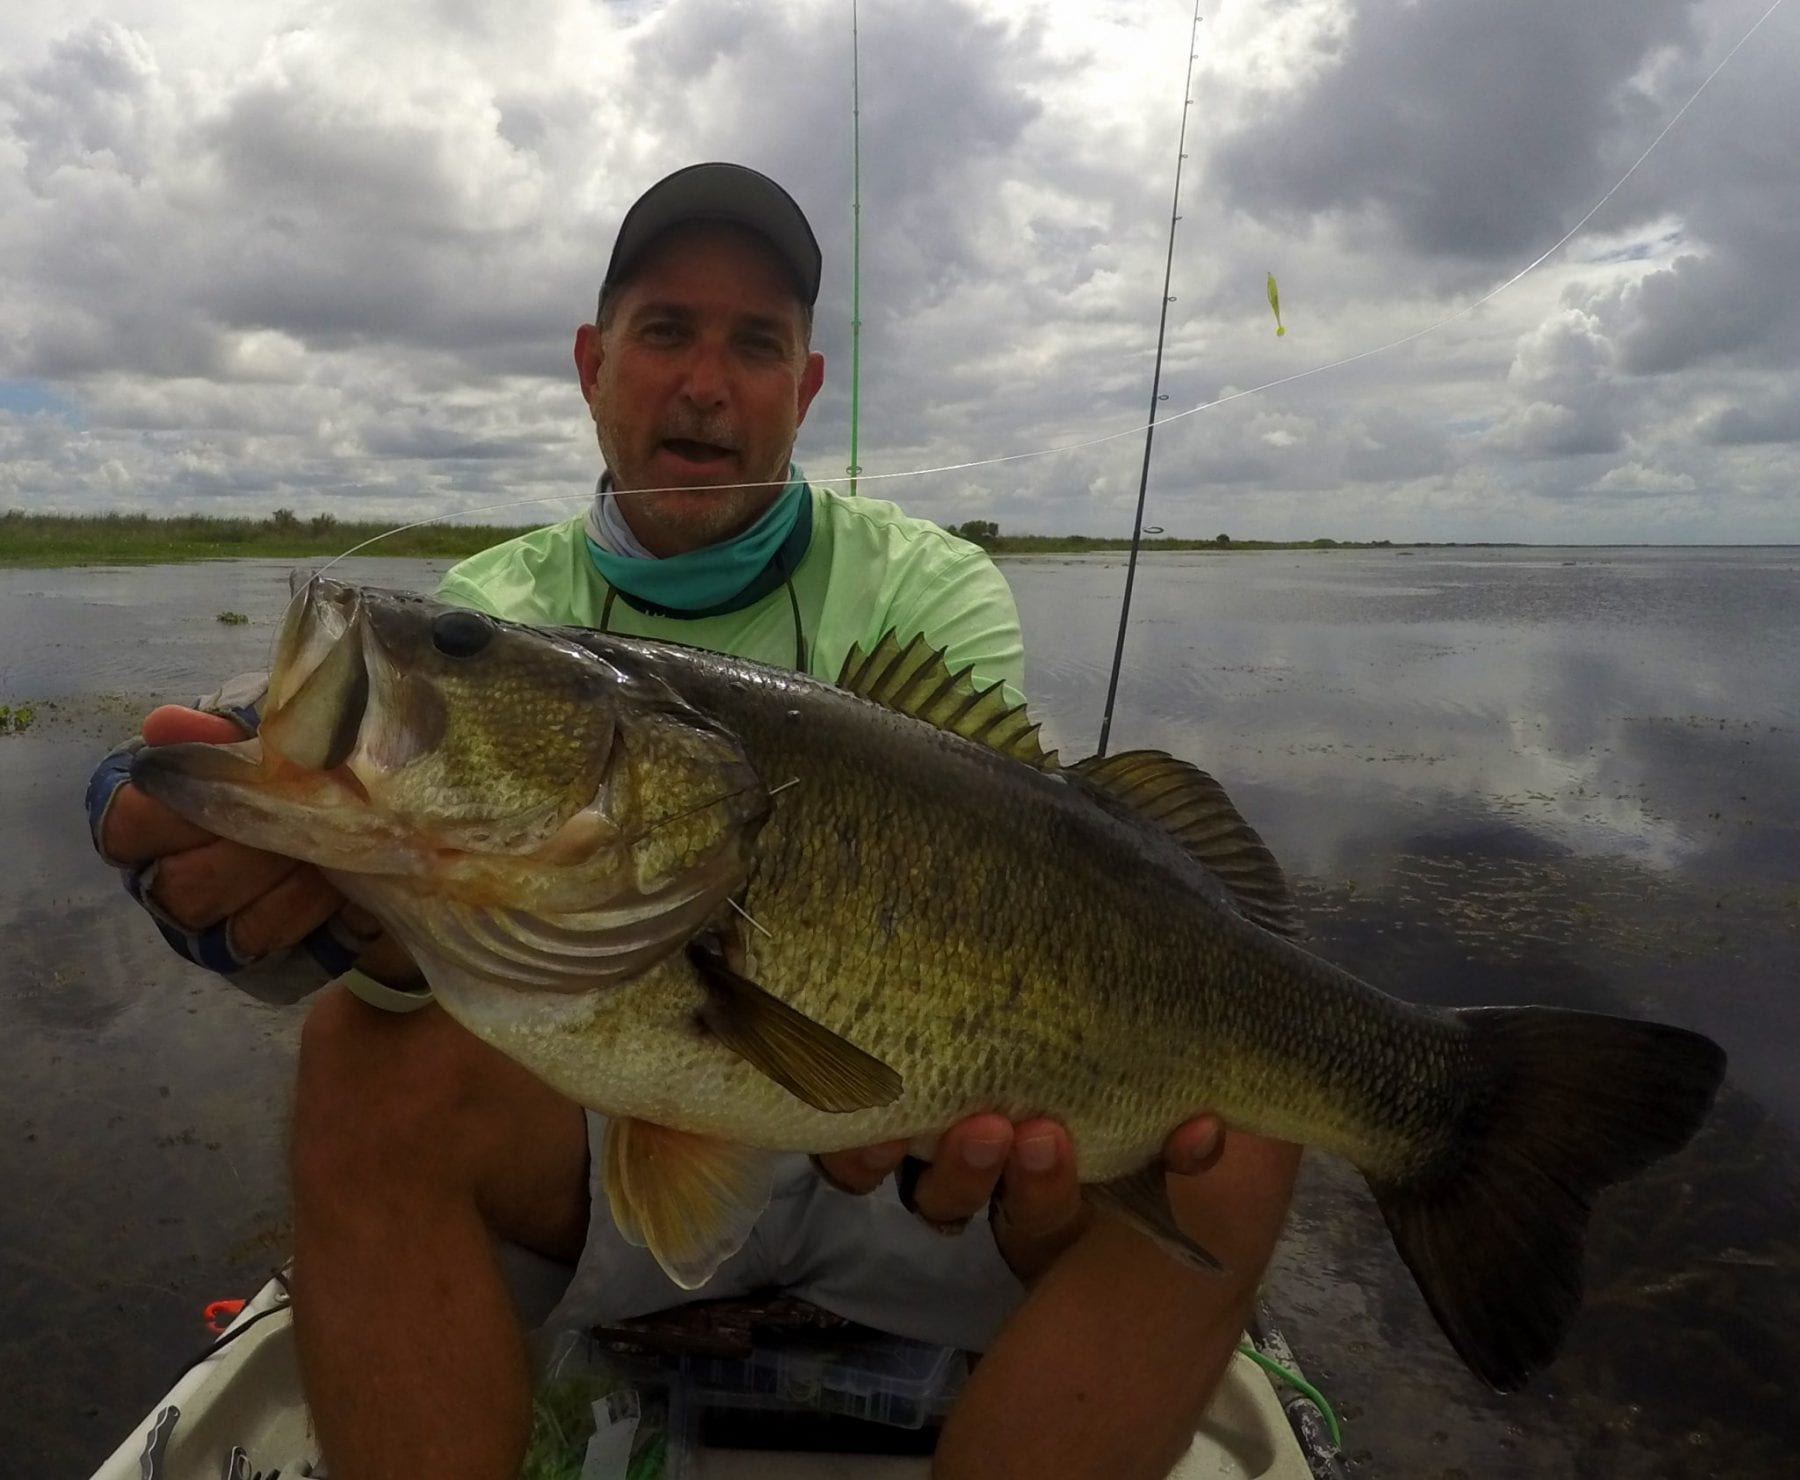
[203,1298,247,1336]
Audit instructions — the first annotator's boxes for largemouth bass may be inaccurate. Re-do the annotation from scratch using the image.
[132,577,1726,1390]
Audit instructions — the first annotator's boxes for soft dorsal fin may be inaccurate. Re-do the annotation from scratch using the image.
[1070,750,1300,937]
[837,632,1058,770]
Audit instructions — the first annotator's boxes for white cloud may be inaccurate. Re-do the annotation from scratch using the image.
[1587,461,1699,495]
[0,0,1796,542]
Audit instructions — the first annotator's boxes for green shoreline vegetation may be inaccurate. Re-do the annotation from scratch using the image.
[0,509,1418,569]
[0,509,539,568]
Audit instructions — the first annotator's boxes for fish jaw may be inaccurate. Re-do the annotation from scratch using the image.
[131,738,426,874]
[268,572,354,719]
[262,583,371,773]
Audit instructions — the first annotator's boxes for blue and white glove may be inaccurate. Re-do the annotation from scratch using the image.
[83,681,387,1004]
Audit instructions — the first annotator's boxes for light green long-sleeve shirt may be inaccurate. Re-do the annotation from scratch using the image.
[437,482,1025,698]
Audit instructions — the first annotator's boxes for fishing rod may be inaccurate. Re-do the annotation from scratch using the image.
[1095,0,1203,759]
[848,0,865,498]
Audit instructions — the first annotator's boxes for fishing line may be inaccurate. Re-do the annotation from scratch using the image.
[309,0,1785,577]
[727,896,774,940]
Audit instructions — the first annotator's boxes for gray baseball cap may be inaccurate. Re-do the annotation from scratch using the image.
[600,162,823,312]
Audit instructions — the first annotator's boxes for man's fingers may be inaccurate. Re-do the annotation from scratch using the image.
[990,1119,1088,1280]
[812,1113,1228,1286]
[1163,1116,1225,1176]
[147,841,301,931]
[101,782,218,865]
[227,867,346,962]
[103,708,252,865]
[908,1113,1014,1228]
[143,705,250,747]
[814,1140,910,1197]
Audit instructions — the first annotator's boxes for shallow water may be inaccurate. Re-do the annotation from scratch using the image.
[1,549,1794,1476]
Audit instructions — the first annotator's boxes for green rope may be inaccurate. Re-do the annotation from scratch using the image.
[627,1431,667,1480]
[1237,1342,1342,1449]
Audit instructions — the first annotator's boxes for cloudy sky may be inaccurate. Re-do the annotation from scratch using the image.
[1,0,1795,543]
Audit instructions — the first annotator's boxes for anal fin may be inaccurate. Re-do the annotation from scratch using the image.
[601,1118,778,1290]
[1084,1164,1226,1275]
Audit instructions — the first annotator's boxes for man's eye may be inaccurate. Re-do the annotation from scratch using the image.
[641,321,684,344]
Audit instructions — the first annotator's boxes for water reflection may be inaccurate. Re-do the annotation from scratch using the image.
[1,551,1795,1476]
[1009,548,1800,1477]
[1016,551,1796,874]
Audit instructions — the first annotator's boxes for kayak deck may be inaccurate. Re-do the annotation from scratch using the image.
[90,1273,1324,1479]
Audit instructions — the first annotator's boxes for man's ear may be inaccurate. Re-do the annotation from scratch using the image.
[574,323,605,408]
[795,351,825,426]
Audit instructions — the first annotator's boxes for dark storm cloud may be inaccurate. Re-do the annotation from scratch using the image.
[1342,410,1452,484]
[1208,0,1697,264]
[644,0,1063,392]
[1592,13,1800,382]
[358,422,550,461]
[1609,250,1772,374]
[1699,393,1800,446]
[18,308,233,381]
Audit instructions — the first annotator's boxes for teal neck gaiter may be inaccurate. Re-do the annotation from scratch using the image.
[585,464,813,619]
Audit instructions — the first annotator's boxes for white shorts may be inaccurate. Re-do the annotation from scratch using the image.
[543,1112,1028,1353]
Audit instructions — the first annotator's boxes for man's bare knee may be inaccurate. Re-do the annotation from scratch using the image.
[292,985,590,1260]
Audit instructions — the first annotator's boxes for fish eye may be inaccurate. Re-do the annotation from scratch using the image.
[431,609,494,659]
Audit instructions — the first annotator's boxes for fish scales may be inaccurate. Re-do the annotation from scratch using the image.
[534,637,1476,1179]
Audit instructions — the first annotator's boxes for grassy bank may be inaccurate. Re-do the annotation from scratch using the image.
[0,510,537,568]
[3,510,1414,568]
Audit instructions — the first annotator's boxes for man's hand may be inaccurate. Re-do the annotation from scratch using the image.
[935,1128,1303,1480]
[815,1113,1225,1281]
[102,706,412,979]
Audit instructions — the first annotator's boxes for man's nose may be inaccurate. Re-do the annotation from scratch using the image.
[677,342,730,408]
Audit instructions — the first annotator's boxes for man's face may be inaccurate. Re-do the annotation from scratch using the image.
[577,222,825,556]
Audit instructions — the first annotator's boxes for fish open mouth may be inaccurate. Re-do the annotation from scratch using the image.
[261,579,373,774]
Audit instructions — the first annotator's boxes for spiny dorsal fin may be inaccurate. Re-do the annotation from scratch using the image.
[837,632,1058,770]
[1070,749,1300,937]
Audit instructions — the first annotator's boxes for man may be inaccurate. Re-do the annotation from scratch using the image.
[89,164,1301,1479]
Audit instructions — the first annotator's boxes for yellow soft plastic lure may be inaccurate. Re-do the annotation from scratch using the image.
[1267,272,1286,337]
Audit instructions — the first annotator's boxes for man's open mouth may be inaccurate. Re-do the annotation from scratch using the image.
[662,438,736,464]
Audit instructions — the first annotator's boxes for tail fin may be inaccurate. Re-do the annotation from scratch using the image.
[1368,1007,1725,1391]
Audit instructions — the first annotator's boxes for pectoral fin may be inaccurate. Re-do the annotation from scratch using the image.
[1084,1164,1226,1274]
[687,937,903,1112]
[601,1118,778,1290]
